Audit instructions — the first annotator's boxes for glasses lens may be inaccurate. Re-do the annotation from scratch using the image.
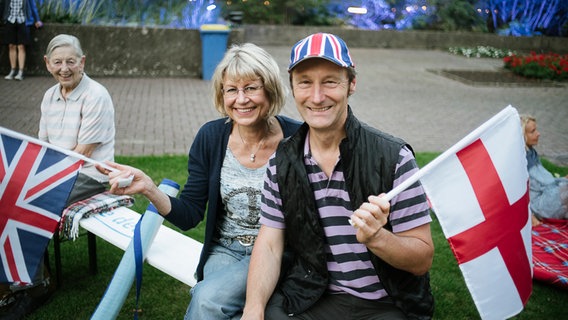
[224,85,263,97]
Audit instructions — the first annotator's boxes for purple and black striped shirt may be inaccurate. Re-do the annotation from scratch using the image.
[260,134,431,300]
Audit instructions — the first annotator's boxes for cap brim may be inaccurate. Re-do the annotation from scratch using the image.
[288,55,347,71]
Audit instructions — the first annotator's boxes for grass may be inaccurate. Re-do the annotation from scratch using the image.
[28,153,568,319]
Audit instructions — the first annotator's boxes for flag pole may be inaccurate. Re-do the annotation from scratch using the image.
[0,126,118,173]
[383,105,517,202]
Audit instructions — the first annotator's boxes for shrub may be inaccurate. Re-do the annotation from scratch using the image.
[38,0,103,24]
[448,46,516,58]
[504,52,568,81]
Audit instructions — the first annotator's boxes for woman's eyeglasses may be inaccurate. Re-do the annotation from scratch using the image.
[223,85,264,98]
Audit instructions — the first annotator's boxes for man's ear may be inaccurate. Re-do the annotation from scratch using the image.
[348,77,356,96]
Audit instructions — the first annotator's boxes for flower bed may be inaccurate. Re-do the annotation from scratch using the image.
[449,46,516,58]
[503,52,568,81]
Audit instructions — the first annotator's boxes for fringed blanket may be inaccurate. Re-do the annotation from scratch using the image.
[532,218,568,290]
[60,191,134,240]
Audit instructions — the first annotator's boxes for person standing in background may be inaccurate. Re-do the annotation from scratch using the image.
[2,0,43,81]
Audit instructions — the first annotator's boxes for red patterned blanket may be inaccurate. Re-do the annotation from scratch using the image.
[532,218,568,290]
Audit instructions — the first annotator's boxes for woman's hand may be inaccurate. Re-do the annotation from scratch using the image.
[531,214,542,227]
[96,161,173,216]
[96,161,152,197]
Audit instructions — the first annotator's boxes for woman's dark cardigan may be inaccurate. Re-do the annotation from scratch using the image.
[165,115,301,282]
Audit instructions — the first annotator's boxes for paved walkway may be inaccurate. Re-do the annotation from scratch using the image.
[1,47,567,165]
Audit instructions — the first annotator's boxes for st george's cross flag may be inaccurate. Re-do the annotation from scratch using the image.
[0,127,83,284]
[385,105,532,319]
[421,106,532,319]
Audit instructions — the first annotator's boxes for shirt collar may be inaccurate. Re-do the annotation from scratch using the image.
[56,73,89,101]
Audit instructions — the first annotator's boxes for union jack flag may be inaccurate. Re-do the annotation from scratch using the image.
[0,131,83,284]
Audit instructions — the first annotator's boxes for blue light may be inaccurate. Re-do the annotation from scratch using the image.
[336,0,568,36]
[348,7,368,15]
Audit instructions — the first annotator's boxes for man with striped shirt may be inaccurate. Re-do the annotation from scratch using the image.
[242,33,434,320]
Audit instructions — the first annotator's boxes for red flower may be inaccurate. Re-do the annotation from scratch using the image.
[502,52,568,81]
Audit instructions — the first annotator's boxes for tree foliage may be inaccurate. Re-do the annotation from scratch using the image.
[482,0,568,36]
[433,0,486,32]
[220,0,342,26]
[36,0,567,36]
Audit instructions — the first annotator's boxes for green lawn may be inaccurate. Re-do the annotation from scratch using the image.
[27,154,568,319]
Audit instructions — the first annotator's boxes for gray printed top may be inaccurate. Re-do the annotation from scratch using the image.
[218,147,267,239]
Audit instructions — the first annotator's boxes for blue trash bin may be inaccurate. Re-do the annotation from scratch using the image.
[199,24,230,80]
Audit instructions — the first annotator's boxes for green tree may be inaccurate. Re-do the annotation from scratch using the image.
[432,0,487,31]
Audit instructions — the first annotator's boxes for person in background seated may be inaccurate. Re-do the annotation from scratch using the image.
[39,34,115,206]
[521,114,568,226]
[100,43,301,319]
[0,34,115,320]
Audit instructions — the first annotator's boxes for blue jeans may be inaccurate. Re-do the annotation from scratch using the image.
[184,239,253,320]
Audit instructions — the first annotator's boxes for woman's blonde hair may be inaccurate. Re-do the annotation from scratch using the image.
[211,43,286,118]
[520,114,536,148]
[520,114,536,135]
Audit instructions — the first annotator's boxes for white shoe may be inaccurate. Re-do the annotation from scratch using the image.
[4,70,15,80]
[14,71,24,81]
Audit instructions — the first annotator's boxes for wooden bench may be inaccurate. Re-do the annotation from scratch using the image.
[53,206,202,287]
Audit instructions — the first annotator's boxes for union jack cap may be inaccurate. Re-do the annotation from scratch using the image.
[289,33,354,71]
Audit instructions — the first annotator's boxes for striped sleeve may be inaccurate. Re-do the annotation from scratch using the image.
[259,154,286,229]
[389,146,432,233]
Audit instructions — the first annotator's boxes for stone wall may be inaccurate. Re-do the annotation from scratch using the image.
[0,24,244,78]
[1,24,566,78]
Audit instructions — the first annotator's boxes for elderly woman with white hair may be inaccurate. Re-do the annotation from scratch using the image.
[0,34,115,320]
[39,34,115,205]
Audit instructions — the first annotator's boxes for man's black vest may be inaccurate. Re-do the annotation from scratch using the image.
[274,108,434,319]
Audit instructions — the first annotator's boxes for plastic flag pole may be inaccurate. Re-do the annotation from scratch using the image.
[91,179,180,319]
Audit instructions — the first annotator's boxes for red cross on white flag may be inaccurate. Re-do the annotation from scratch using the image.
[386,105,532,319]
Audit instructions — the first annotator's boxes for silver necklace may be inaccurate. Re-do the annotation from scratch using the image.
[237,124,267,162]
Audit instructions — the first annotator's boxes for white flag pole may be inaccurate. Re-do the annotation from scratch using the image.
[383,105,517,202]
[0,126,118,173]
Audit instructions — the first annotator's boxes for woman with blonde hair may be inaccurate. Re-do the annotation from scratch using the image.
[521,114,568,225]
[101,43,300,319]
